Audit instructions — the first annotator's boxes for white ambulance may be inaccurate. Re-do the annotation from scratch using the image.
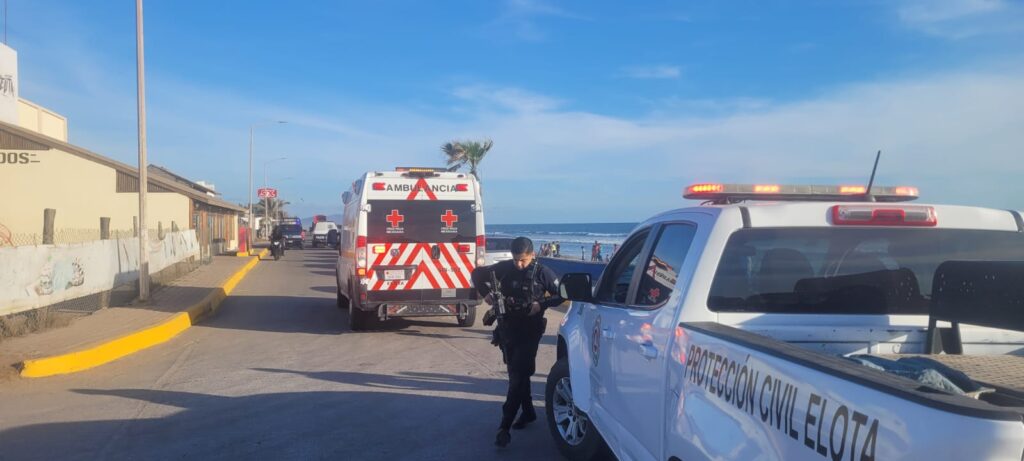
[336,167,485,330]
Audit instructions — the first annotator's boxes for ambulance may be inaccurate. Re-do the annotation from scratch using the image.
[336,167,485,330]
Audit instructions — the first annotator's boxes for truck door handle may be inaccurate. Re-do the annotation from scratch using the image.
[431,245,441,259]
[601,328,615,340]
[639,342,658,360]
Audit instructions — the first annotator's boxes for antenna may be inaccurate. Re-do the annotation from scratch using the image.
[865,150,881,202]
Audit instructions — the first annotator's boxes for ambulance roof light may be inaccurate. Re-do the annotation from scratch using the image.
[683,183,920,203]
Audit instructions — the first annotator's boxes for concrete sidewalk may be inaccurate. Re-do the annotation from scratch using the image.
[0,255,257,379]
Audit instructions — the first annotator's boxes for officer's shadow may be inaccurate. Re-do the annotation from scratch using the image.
[253,368,508,396]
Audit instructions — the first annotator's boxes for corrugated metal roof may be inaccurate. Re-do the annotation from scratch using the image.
[0,121,245,214]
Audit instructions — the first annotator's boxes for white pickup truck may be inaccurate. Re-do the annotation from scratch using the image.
[546,183,1024,461]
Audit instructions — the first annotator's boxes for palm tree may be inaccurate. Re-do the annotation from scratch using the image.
[441,139,493,180]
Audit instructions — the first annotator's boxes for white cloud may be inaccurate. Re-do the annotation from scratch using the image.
[489,0,588,42]
[897,0,1024,38]
[621,65,682,80]
[452,85,564,113]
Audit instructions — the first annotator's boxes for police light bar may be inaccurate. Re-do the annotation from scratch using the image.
[683,183,920,203]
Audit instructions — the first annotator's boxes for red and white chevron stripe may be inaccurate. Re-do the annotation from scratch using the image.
[366,242,475,291]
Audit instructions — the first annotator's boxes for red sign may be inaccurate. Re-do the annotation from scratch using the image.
[441,209,459,228]
[386,209,405,228]
[257,188,277,199]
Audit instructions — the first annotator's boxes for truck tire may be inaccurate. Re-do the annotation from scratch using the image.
[347,290,371,331]
[336,284,347,309]
[546,357,608,461]
[457,305,476,327]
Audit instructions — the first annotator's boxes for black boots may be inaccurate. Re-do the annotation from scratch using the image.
[495,428,511,447]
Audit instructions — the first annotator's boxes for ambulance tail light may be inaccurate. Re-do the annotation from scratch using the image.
[356,236,368,276]
[457,244,471,253]
[372,182,386,191]
[476,235,486,267]
[831,205,937,227]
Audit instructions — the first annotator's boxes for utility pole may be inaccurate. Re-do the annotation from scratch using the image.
[135,0,150,302]
[248,122,285,245]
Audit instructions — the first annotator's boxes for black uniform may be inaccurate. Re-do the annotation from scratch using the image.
[472,259,563,431]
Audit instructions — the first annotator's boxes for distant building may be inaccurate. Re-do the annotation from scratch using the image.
[0,121,244,257]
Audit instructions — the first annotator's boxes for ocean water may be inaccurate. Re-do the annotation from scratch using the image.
[487,222,637,261]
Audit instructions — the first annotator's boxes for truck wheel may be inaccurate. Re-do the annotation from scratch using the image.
[336,284,347,309]
[546,358,607,461]
[348,291,370,331]
[457,305,476,327]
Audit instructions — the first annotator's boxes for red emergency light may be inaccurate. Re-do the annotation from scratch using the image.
[372,182,386,191]
[455,184,469,192]
[831,205,937,227]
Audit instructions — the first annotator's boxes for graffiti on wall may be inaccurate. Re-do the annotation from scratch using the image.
[30,256,86,296]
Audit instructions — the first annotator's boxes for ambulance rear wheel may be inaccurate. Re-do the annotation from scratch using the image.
[457,305,476,327]
[348,293,370,331]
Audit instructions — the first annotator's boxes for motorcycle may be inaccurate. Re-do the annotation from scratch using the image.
[271,240,283,261]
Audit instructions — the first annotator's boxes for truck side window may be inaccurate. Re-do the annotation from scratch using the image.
[633,224,697,307]
[596,230,650,304]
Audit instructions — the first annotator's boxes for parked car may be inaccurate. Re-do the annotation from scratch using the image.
[312,221,338,248]
[484,237,514,265]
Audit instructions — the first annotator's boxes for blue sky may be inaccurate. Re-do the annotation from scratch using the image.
[8,0,1024,223]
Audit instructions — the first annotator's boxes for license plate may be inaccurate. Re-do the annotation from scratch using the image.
[441,288,456,298]
[384,270,405,281]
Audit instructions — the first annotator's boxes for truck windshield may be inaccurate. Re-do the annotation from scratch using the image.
[367,200,476,243]
[708,228,1024,314]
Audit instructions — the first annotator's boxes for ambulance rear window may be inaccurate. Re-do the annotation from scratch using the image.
[367,200,476,243]
[708,228,1024,315]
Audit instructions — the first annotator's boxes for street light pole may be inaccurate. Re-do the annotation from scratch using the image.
[134,0,150,302]
[247,121,285,250]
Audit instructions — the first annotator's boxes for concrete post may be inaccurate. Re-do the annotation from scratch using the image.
[42,208,56,245]
[157,221,163,240]
[100,217,111,240]
[133,216,139,237]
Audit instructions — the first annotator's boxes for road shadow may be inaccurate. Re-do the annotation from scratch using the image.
[0,381,562,460]
[201,294,347,335]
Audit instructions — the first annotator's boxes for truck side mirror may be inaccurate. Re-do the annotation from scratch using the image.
[560,273,593,302]
[342,191,352,204]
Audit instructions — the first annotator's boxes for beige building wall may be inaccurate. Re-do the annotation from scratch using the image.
[16,99,68,142]
[0,147,189,240]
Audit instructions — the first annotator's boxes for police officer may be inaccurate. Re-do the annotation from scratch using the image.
[472,237,563,448]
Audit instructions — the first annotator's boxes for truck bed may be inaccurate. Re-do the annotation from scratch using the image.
[873,353,1024,406]
[684,321,1024,420]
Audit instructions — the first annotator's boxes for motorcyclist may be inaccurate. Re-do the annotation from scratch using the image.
[270,224,285,256]
[471,237,563,448]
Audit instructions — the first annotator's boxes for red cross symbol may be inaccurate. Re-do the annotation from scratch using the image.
[441,210,459,228]
[386,209,405,228]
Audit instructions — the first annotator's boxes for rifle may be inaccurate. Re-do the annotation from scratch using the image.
[482,271,506,326]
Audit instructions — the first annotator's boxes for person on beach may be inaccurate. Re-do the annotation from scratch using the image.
[471,237,563,448]
[591,241,602,261]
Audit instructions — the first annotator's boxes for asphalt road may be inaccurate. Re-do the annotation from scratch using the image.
[0,245,565,460]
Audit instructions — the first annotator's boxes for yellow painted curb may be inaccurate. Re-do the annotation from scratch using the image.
[19,252,268,378]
